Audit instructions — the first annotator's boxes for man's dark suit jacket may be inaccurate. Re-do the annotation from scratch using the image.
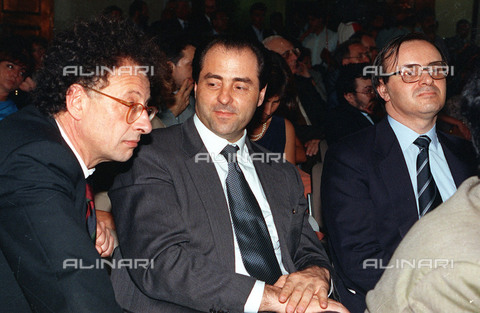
[0,106,120,312]
[325,103,376,145]
[109,117,332,313]
[321,117,476,313]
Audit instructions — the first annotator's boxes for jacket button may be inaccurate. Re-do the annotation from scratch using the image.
[292,209,296,214]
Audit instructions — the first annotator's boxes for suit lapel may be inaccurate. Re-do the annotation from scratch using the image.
[247,140,294,270]
[374,119,418,237]
[182,119,236,271]
[438,132,474,187]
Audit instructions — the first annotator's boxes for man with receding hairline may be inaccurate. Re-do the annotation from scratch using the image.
[110,35,348,313]
[321,32,476,313]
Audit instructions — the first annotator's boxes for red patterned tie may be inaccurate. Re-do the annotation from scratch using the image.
[85,182,97,242]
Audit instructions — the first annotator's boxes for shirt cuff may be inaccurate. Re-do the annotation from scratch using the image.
[244,280,265,313]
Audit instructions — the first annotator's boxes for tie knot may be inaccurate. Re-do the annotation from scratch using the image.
[414,135,431,150]
[220,144,239,163]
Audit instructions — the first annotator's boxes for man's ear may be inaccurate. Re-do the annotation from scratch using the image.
[257,84,267,107]
[65,84,87,121]
[344,92,355,105]
[376,81,390,103]
[167,61,175,71]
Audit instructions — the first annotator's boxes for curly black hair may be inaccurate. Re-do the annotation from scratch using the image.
[33,16,173,116]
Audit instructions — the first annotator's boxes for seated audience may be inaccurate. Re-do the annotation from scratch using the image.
[299,4,337,69]
[109,35,347,313]
[321,33,476,313]
[366,65,480,313]
[248,50,299,164]
[325,63,380,145]
[0,17,171,312]
[157,35,196,126]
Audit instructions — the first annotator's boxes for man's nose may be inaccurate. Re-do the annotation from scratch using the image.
[217,86,233,105]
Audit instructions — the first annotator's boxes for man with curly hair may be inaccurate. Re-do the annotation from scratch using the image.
[0,17,171,312]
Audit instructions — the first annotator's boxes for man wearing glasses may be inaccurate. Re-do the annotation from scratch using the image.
[321,33,476,313]
[0,17,170,312]
[325,63,380,145]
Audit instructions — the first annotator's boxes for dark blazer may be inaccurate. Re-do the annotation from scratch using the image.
[325,103,376,145]
[0,106,121,312]
[321,117,476,313]
[109,117,332,313]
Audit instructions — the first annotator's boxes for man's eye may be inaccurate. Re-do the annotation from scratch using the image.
[6,64,13,69]
[235,85,247,91]
[403,68,417,76]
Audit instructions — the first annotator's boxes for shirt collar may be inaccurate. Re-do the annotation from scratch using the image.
[55,119,95,179]
[193,114,248,161]
[388,115,439,152]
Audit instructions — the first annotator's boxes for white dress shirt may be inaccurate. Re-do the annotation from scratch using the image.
[388,116,457,218]
[194,115,288,312]
[55,120,94,179]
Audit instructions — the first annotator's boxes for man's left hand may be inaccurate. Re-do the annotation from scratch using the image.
[95,221,115,257]
[274,266,330,313]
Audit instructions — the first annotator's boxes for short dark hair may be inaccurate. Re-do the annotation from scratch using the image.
[336,62,372,104]
[461,66,480,158]
[129,0,146,18]
[248,50,291,130]
[192,35,268,89]
[372,32,447,90]
[334,38,362,66]
[33,16,173,116]
[0,35,34,77]
[250,2,267,14]
[456,19,470,31]
[157,35,196,65]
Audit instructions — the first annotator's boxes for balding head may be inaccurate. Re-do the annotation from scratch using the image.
[263,35,298,74]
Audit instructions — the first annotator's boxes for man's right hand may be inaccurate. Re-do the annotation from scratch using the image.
[170,78,194,117]
[259,284,350,313]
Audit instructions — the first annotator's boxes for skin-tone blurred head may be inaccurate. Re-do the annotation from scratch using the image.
[194,44,266,142]
[376,40,446,133]
[204,0,216,17]
[344,77,377,114]
[361,35,378,63]
[251,8,266,29]
[342,43,370,65]
[169,44,195,89]
[0,60,27,101]
[264,36,298,74]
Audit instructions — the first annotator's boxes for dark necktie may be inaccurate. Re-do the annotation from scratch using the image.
[85,181,97,242]
[413,136,442,217]
[220,145,282,285]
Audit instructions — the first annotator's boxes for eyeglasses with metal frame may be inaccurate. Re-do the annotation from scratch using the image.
[83,86,158,124]
[354,86,376,95]
[382,61,449,83]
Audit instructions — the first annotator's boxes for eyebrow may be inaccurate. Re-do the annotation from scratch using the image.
[401,61,445,67]
[203,72,254,84]
[124,90,150,105]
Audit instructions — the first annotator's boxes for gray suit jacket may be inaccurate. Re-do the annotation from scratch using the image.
[109,117,332,313]
[366,176,480,313]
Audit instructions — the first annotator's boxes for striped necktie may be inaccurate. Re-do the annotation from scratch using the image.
[413,135,442,217]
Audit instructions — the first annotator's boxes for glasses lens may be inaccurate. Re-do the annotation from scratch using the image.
[127,103,144,124]
[430,63,449,79]
[401,65,420,82]
[146,106,158,121]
